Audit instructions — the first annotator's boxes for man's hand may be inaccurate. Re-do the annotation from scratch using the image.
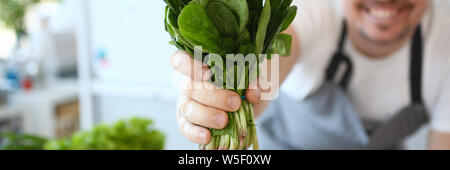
[171,51,263,145]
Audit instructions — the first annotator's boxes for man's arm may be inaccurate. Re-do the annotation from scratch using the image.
[279,26,301,85]
[428,130,450,150]
[253,26,301,118]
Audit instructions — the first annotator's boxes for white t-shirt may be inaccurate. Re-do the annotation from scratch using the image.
[282,0,450,132]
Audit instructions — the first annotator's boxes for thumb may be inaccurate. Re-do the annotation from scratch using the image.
[245,81,261,104]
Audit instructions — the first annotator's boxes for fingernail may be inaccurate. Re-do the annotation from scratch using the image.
[214,114,226,128]
[181,79,192,91]
[172,52,182,68]
[228,95,241,110]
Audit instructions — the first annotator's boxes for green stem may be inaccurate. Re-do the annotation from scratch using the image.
[218,135,230,150]
[200,60,260,150]
[238,105,247,150]
[249,102,259,150]
[206,136,217,150]
[234,111,242,149]
[229,113,239,150]
[241,100,251,149]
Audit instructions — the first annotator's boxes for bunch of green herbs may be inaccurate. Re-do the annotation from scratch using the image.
[164,0,297,150]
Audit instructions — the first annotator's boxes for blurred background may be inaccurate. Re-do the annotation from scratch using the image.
[0,0,194,150]
[0,0,428,150]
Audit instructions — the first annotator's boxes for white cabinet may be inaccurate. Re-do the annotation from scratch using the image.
[0,79,78,138]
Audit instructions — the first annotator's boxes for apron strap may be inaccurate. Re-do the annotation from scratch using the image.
[325,22,429,149]
[410,26,424,104]
[367,26,430,149]
[325,21,353,90]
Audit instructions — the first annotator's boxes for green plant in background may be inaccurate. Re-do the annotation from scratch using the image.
[44,118,165,150]
[1,118,165,150]
[0,132,48,150]
[164,0,297,150]
[0,0,42,37]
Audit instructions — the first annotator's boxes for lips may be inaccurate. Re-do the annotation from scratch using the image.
[369,8,398,20]
[359,2,413,23]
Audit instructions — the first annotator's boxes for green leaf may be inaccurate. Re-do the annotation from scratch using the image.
[225,62,236,89]
[178,4,226,56]
[266,47,274,60]
[205,0,240,39]
[271,33,292,56]
[167,7,179,28]
[270,0,283,16]
[164,0,186,15]
[183,0,193,4]
[247,59,259,86]
[224,0,249,33]
[207,53,226,88]
[255,0,271,54]
[164,6,169,32]
[172,25,195,49]
[44,118,165,150]
[237,28,251,45]
[165,7,194,52]
[245,0,263,43]
[223,38,238,54]
[239,43,255,55]
[279,0,293,12]
[188,0,209,6]
[263,5,297,53]
[246,0,263,15]
[280,6,297,32]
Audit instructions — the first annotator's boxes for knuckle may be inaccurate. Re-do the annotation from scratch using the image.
[181,77,193,91]
[177,96,192,118]
[170,51,183,69]
[178,117,187,135]
[180,99,192,117]
[182,88,194,98]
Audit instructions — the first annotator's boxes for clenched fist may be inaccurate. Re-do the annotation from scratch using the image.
[171,51,267,145]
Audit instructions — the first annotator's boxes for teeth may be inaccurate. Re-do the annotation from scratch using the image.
[369,9,395,19]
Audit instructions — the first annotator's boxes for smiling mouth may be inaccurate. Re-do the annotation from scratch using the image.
[358,2,413,22]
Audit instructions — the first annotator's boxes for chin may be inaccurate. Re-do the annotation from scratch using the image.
[344,0,429,44]
[360,25,412,44]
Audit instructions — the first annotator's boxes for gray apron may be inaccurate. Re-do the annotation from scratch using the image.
[258,23,429,150]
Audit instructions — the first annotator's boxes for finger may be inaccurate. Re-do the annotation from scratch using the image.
[182,79,241,112]
[246,81,262,104]
[177,115,211,145]
[170,51,211,81]
[178,96,229,129]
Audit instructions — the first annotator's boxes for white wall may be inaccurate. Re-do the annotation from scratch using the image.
[88,0,175,85]
[84,0,188,149]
